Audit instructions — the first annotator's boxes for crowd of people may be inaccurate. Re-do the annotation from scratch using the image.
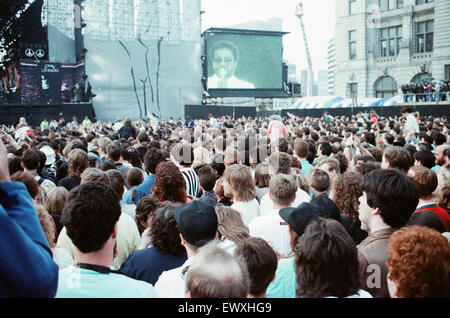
[0,107,449,299]
[401,81,450,103]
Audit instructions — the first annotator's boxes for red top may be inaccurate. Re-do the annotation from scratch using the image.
[414,204,450,231]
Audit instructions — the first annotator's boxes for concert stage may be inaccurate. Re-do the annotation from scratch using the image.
[0,102,96,127]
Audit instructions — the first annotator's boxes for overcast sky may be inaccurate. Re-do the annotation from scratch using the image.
[201,0,336,79]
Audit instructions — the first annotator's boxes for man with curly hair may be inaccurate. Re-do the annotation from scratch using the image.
[357,168,418,298]
[387,226,450,298]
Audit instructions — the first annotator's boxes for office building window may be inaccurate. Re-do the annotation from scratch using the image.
[417,20,433,53]
[416,0,433,4]
[349,0,357,15]
[380,26,402,57]
[349,30,357,60]
[380,0,403,11]
[445,65,450,81]
[375,76,398,98]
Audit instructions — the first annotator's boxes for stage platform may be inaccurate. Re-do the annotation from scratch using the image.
[0,102,96,127]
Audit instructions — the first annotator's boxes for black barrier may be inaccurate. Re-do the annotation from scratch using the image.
[281,104,450,119]
[185,105,256,120]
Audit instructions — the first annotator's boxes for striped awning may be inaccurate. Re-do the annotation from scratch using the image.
[292,95,401,109]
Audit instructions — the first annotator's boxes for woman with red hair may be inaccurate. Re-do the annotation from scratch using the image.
[151,161,191,204]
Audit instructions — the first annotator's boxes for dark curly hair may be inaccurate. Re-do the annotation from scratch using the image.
[150,203,185,257]
[152,161,187,203]
[331,171,363,221]
[61,182,121,253]
[295,217,360,298]
[387,226,450,298]
[135,196,161,235]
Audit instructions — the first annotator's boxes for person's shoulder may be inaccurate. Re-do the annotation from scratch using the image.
[111,272,158,297]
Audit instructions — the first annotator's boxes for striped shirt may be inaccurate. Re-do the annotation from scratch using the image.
[180,167,200,198]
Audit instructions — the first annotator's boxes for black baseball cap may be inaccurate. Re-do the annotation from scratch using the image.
[174,200,218,247]
[279,202,322,237]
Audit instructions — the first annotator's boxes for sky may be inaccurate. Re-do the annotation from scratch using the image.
[200,0,337,80]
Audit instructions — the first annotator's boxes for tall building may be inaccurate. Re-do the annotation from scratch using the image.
[318,70,329,96]
[327,38,336,95]
[334,0,450,99]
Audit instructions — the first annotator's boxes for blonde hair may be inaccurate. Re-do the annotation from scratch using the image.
[269,174,297,206]
[44,187,69,215]
[215,205,249,245]
[224,164,256,202]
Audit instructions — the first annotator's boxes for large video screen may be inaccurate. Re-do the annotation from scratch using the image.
[206,31,283,90]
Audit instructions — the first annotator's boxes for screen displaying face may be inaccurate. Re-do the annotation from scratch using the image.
[206,32,283,90]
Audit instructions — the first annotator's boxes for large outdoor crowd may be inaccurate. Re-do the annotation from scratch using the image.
[1,106,449,299]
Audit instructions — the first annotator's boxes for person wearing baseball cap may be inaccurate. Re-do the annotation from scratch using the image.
[154,200,218,298]
[266,202,322,298]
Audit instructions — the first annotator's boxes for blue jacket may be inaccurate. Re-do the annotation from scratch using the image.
[0,182,58,297]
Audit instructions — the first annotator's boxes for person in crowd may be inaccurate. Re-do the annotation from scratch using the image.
[154,200,219,298]
[265,202,323,298]
[122,167,144,205]
[309,168,330,199]
[106,142,130,179]
[234,237,278,298]
[56,169,140,271]
[330,171,368,244]
[55,182,157,298]
[0,139,58,297]
[222,163,259,226]
[357,168,419,298]
[118,118,137,140]
[119,203,187,285]
[381,145,414,172]
[414,149,436,169]
[248,174,297,258]
[170,143,200,198]
[214,205,250,255]
[401,107,420,145]
[34,204,73,269]
[44,186,69,237]
[433,144,450,171]
[295,217,372,298]
[134,196,161,237]
[316,157,341,187]
[407,166,450,230]
[215,177,233,206]
[254,163,271,203]
[57,148,88,191]
[386,226,450,298]
[259,152,310,217]
[21,149,55,189]
[151,161,191,204]
[196,165,218,206]
[185,242,249,298]
[406,210,447,233]
[134,147,165,204]
[106,169,137,220]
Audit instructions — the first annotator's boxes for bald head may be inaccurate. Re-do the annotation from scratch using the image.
[185,243,249,298]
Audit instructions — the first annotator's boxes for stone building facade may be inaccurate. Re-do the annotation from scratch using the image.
[334,0,450,99]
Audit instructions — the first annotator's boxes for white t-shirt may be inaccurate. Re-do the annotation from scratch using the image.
[248,209,291,257]
[259,188,311,217]
[154,258,192,298]
[231,198,260,226]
